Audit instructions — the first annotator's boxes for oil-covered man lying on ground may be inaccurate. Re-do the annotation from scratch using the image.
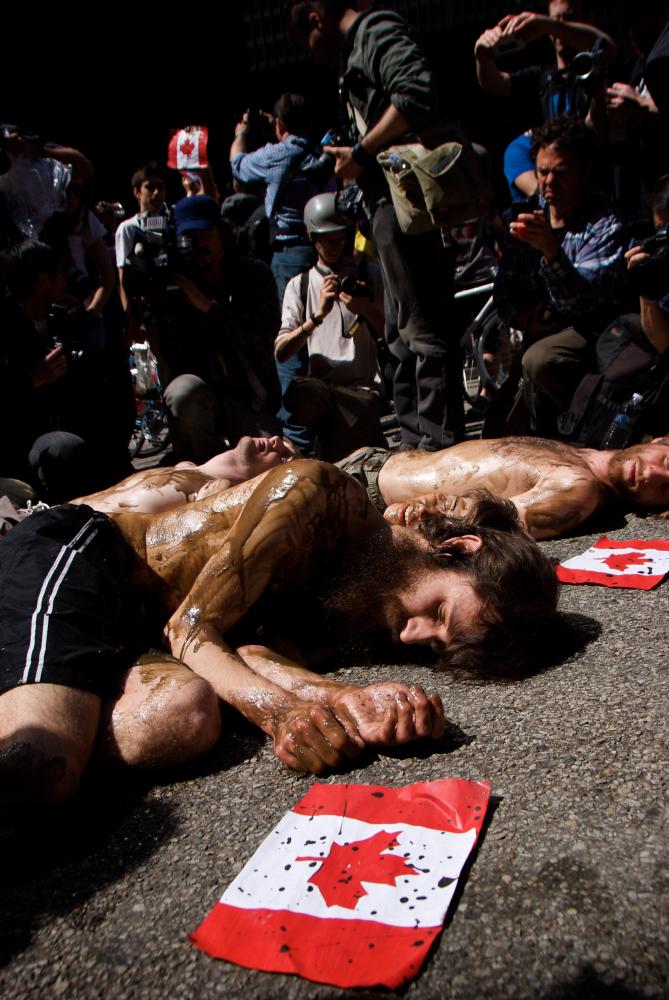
[0,459,558,809]
[73,434,669,540]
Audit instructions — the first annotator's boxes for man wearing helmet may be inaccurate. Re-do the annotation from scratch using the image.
[274,192,387,460]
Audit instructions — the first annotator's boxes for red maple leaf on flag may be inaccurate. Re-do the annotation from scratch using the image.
[179,137,195,158]
[600,551,651,572]
[296,830,418,909]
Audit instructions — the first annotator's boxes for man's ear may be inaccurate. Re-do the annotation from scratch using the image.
[442,534,484,554]
[308,9,322,30]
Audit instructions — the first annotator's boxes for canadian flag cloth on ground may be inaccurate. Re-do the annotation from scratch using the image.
[190,779,489,989]
[167,127,208,170]
[556,537,669,590]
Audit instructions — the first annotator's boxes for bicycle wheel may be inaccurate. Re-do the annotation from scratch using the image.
[129,402,170,459]
[475,308,523,395]
[461,335,482,407]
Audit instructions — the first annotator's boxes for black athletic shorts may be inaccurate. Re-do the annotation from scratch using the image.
[0,504,140,698]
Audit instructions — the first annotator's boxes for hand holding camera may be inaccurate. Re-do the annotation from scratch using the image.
[317,273,340,319]
[30,344,68,388]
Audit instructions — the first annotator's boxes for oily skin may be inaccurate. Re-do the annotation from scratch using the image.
[379,437,620,539]
[108,461,445,774]
[75,436,294,515]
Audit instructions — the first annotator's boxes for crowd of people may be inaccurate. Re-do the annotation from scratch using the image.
[1,0,668,810]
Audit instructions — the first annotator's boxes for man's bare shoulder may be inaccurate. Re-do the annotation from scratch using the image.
[74,467,213,514]
[232,459,383,534]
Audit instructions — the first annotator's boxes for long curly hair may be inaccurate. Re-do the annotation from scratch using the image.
[417,492,560,679]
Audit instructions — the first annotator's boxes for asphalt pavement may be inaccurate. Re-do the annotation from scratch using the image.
[1,510,667,1000]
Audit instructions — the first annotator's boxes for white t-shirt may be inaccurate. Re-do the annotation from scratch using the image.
[115,209,168,268]
[115,212,142,268]
[278,265,383,390]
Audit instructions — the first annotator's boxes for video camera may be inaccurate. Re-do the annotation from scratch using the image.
[122,213,197,300]
[628,225,669,300]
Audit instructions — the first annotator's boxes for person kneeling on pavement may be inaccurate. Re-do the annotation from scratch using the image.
[275,192,387,460]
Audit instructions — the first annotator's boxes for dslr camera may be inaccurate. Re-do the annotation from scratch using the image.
[628,225,669,300]
[48,303,100,366]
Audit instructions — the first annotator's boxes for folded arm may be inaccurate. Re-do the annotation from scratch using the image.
[164,461,384,770]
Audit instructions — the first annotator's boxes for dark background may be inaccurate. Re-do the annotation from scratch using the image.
[2,1,628,210]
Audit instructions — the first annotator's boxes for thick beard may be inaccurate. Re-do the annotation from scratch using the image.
[319,528,430,661]
[606,449,637,503]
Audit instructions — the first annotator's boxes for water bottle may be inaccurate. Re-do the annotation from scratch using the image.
[601,392,643,449]
[388,152,411,174]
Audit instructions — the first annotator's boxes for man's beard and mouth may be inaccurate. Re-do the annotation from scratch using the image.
[318,528,436,662]
[608,451,640,499]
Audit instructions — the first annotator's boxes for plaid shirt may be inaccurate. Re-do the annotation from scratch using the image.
[231,136,321,243]
[494,197,628,334]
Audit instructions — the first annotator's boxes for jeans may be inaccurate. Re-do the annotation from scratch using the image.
[271,243,317,451]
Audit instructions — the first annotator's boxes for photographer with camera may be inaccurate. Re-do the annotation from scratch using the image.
[556,174,669,446]
[231,94,332,451]
[474,2,616,201]
[115,162,169,324]
[491,116,628,438]
[0,241,132,501]
[626,174,669,354]
[287,1,468,452]
[275,192,386,459]
[127,194,282,464]
[230,94,325,301]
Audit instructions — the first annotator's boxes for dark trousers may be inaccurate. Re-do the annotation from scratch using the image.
[164,374,281,464]
[371,203,463,451]
[513,327,594,436]
[284,377,386,462]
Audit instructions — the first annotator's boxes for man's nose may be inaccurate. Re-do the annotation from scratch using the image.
[399,617,434,646]
[642,463,662,484]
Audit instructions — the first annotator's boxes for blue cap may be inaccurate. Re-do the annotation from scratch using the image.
[174,195,219,236]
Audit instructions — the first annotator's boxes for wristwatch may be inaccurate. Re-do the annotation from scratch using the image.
[351,142,376,169]
[308,313,323,327]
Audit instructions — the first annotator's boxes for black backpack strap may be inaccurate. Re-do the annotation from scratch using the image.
[299,270,310,317]
[268,147,310,221]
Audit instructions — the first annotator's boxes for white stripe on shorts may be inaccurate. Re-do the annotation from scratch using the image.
[22,516,100,685]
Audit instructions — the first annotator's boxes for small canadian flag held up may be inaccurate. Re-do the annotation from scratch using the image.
[556,537,669,590]
[190,779,490,989]
[167,126,208,170]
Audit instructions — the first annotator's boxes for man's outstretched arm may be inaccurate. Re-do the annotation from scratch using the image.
[235,644,445,749]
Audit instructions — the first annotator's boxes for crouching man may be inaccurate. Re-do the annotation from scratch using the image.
[0,460,558,809]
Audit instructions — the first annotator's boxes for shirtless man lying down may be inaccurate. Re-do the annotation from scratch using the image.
[1,459,559,809]
[338,437,669,539]
[74,435,669,540]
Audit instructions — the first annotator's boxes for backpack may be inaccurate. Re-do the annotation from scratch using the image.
[558,314,669,447]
